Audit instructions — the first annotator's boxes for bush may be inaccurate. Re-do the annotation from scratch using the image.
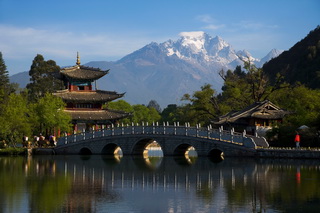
[0,147,27,155]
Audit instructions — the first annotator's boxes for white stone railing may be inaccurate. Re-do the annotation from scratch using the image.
[57,122,266,149]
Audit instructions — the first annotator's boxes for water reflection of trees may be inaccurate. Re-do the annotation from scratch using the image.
[0,157,26,213]
[1,156,320,212]
[221,159,320,212]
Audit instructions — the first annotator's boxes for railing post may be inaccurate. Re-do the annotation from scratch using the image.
[196,124,199,137]
[207,126,210,139]
[163,122,166,135]
[142,121,145,134]
[174,122,176,135]
[243,129,246,137]
[121,123,124,135]
[230,128,234,143]
[185,123,188,136]
[153,122,155,134]
[219,127,222,141]
[111,124,114,136]
[132,122,134,134]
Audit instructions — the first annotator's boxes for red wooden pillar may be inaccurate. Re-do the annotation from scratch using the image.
[74,124,78,134]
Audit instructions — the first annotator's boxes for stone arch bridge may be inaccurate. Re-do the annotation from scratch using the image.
[54,124,269,158]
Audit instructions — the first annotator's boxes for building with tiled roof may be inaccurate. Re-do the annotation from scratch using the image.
[53,53,130,133]
[213,100,291,136]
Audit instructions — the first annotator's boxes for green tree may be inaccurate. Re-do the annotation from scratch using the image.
[0,52,10,91]
[0,93,32,146]
[107,100,133,124]
[0,52,16,101]
[266,85,320,147]
[270,85,320,127]
[181,84,219,125]
[107,100,161,124]
[31,93,71,135]
[161,104,179,123]
[26,54,64,102]
[219,62,288,113]
[219,68,252,112]
[131,104,161,124]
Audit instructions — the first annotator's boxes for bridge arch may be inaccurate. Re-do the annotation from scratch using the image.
[208,148,224,162]
[101,143,122,155]
[173,143,197,157]
[79,147,92,155]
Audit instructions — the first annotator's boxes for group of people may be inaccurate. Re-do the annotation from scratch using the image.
[22,134,56,148]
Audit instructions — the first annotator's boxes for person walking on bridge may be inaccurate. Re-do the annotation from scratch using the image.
[295,132,300,149]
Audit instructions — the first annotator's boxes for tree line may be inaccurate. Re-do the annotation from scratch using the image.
[1,52,320,147]
[0,53,70,147]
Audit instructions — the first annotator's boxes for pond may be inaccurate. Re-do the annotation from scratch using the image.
[0,155,320,212]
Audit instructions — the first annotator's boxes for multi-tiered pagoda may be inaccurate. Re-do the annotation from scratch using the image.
[53,53,130,133]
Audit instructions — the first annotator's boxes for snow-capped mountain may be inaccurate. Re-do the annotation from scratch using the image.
[91,32,281,107]
[258,49,284,67]
[10,31,282,108]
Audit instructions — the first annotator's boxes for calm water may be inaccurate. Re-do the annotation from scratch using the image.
[1,155,320,213]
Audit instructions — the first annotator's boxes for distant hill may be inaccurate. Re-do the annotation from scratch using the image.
[9,71,29,88]
[263,26,320,88]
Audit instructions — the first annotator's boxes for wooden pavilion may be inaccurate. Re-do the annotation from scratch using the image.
[213,100,290,136]
[53,53,130,133]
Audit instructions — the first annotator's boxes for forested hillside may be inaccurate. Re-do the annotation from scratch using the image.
[263,26,320,88]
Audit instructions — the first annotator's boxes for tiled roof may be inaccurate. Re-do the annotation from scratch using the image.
[60,65,109,81]
[53,90,124,103]
[65,109,131,121]
[214,100,291,125]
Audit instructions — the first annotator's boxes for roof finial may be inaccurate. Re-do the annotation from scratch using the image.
[76,52,81,65]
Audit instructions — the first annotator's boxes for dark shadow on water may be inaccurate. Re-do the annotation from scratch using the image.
[79,155,91,161]
[132,156,163,170]
[173,156,197,166]
[208,155,224,164]
[101,155,122,165]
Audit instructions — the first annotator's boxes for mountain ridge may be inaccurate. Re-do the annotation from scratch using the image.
[10,31,282,108]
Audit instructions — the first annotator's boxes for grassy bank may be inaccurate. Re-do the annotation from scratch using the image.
[0,147,27,155]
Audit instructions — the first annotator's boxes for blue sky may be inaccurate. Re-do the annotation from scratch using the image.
[1,0,319,75]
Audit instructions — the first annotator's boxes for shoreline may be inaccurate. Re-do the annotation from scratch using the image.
[1,147,320,159]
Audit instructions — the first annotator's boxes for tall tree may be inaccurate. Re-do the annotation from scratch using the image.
[26,54,64,101]
[0,52,10,91]
[219,62,288,113]
[31,93,71,135]
[0,93,32,146]
[181,84,219,125]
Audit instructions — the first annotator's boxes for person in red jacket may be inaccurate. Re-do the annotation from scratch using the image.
[295,132,300,149]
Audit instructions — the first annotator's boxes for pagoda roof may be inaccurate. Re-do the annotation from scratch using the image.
[214,100,291,125]
[60,65,109,81]
[65,109,131,121]
[53,90,124,103]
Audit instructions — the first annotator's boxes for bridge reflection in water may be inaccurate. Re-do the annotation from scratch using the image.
[13,155,320,212]
[59,155,253,194]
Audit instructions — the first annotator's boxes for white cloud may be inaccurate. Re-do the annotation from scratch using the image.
[0,24,155,74]
[235,20,279,31]
[0,24,151,61]
[203,24,226,30]
[196,14,215,23]
[196,14,225,31]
